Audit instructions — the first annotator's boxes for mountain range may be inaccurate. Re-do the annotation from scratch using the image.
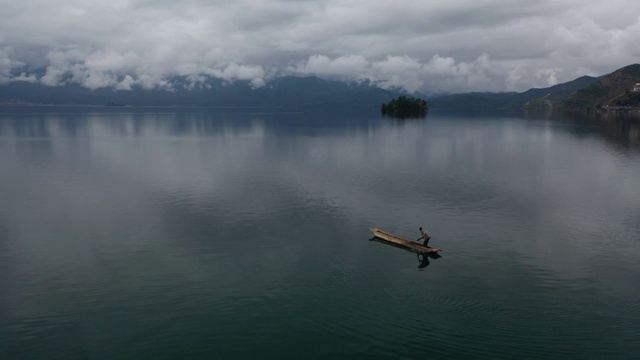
[0,76,399,108]
[1,64,639,112]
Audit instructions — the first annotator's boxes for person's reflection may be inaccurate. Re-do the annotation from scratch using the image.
[418,252,441,270]
[418,256,430,269]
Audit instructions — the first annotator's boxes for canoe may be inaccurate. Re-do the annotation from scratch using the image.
[370,228,442,254]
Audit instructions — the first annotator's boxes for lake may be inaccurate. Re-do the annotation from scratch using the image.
[0,107,639,359]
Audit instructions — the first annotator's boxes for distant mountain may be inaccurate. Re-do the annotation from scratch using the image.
[425,67,640,113]
[430,75,600,113]
[560,64,640,110]
[0,75,402,108]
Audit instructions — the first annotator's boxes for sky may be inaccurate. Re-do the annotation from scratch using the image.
[1,0,639,94]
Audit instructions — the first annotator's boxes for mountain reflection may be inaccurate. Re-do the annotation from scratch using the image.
[1,107,638,151]
[523,110,640,149]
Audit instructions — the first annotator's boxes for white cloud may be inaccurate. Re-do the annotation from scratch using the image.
[0,51,13,82]
[290,54,369,79]
[115,75,135,90]
[1,0,640,93]
[11,72,38,83]
[289,53,506,93]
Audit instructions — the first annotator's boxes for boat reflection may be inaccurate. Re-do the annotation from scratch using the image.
[369,237,443,269]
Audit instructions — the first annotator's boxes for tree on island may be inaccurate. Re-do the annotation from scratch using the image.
[381,96,428,118]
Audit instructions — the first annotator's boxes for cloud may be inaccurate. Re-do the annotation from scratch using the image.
[1,0,640,93]
[289,54,369,79]
[205,63,267,88]
[289,53,502,93]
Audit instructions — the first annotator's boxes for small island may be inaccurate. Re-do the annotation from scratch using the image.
[381,96,428,118]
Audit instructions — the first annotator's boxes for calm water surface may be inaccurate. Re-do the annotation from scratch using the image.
[0,107,639,359]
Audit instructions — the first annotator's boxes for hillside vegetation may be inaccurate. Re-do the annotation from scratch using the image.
[561,64,640,110]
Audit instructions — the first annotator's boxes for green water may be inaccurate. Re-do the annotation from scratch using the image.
[0,108,639,359]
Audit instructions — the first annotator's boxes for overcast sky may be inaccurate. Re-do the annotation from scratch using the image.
[1,0,639,93]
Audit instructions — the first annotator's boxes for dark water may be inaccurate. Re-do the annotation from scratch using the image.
[1,107,639,359]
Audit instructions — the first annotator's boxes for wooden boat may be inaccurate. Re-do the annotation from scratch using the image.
[370,228,442,254]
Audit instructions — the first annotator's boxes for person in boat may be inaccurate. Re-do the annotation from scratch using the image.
[418,227,431,247]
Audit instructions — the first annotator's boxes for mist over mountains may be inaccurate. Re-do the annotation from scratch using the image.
[0,75,405,108]
[2,64,639,113]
